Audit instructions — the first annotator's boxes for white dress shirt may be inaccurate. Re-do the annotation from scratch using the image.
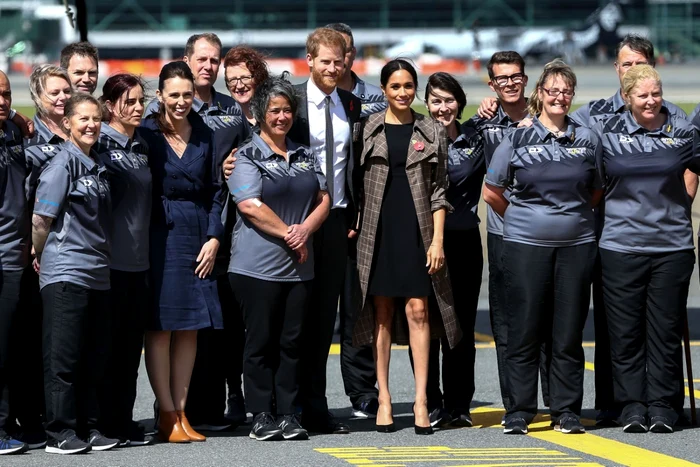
[306,79,351,209]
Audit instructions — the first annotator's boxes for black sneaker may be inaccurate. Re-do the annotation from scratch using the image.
[88,429,119,451]
[622,414,648,433]
[0,435,28,455]
[124,422,154,446]
[351,399,379,419]
[555,415,585,434]
[225,391,247,425]
[450,409,473,427]
[249,413,283,441]
[595,409,621,427]
[45,431,91,455]
[649,416,673,434]
[14,431,46,450]
[278,414,309,440]
[191,417,232,432]
[429,408,453,428]
[503,417,528,434]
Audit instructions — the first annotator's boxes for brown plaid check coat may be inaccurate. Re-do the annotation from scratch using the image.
[351,110,462,349]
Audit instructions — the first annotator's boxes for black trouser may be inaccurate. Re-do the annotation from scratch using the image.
[591,252,615,412]
[98,270,148,436]
[340,251,378,407]
[187,273,244,423]
[600,248,693,424]
[0,269,23,436]
[230,274,310,415]
[300,209,348,419]
[503,241,595,423]
[42,282,110,441]
[488,234,551,412]
[413,229,482,412]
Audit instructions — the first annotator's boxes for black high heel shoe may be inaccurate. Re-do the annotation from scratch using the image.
[412,403,434,435]
[376,403,396,433]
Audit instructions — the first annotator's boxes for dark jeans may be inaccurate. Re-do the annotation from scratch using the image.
[600,248,693,424]
[503,241,596,423]
[230,274,311,415]
[300,209,348,420]
[187,273,244,423]
[98,270,149,436]
[42,282,110,441]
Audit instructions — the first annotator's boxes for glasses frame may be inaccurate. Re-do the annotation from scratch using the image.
[226,75,254,86]
[491,73,525,87]
[540,86,575,98]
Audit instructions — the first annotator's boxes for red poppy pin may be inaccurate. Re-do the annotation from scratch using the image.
[349,100,354,112]
[412,140,425,151]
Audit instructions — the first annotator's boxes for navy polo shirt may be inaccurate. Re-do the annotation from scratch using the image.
[0,121,30,271]
[34,142,112,290]
[351,72,388,117]
[594,111,700,254]
[445,123,485,231]
[485,117,601,247]
[227,133,327,282]
[95,124,152,272]
[465,105,527,236]
[571,89,687,128]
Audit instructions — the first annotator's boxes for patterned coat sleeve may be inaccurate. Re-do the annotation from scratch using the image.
[430,122,453,213]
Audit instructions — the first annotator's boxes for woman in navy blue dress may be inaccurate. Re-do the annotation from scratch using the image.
[140,61,224,444]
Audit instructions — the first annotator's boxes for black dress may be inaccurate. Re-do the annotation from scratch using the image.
[368,122,432,298]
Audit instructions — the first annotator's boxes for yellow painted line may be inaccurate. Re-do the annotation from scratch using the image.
[475,331,495,343]
[450,464,601,467]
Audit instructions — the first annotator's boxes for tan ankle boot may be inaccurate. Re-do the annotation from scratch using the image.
[158,410,190,443]
[177,410,206,442]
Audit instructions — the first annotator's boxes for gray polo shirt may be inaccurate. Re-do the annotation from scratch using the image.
[571,89,687,128]
[485,117,601,247]
[465,105,527,236]
[351,72,388,117]
[0,121,30,271]
[227,133,327,282]
[690,102,700,121]
[34,142,112,290]
[95,125,152,272]
[24,116,66,205]
[446,123,485,231]
[593,111,700,254]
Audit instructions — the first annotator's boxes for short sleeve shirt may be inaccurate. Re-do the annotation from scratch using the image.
[351,72,388,117]
[227,133,327,282]
[34,142,112,290]
[24,116,65,204]
[485,117,601,247]
[0,121,30,271]
[465,105,527,235]
[95,125,152,272]
[445,124,485,231]
[594,111,700,254]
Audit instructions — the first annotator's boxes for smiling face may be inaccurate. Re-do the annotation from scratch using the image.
[626,78,663,126]
[40,76,72,118]
[538,74,574,119]
[427,87,459,128]
[489,62,527,105]
[261,95,293,139]
[225,63,256,106]
[108,85,145,131]
[382,69,416,114]
[67,55,98,94]
[185,38,221,90]
[0,74,12,123]
[64,101,102,153]
[308,44,344,94]
[157,76,194,125]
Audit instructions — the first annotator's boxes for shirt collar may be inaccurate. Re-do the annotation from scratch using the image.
[307,79,340,107]
[495,101,529,127]
[100,124,131,148]
[532,115,576,142]
[64,140,98,170]
[351,71,365,96]
[34,116,65,144]
[251,132,302,160]
[611,90,626,113]
[193,86,223,113]
[623,108,674,136]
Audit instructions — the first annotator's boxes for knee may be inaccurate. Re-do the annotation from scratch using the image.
[405,301,428,327]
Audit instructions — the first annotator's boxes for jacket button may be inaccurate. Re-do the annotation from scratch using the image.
[171,174,177,179]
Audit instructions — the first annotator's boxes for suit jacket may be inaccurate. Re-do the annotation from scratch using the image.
[288,82,363,216]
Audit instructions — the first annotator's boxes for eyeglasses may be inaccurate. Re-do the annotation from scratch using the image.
[226,75,253,86]
[541,87,575,98]
[491,73,524,87]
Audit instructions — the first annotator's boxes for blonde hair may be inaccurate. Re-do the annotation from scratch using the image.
[306,28,347,59]
[29,65,72,118]
[621,64,661,105]
[527,59,577,116]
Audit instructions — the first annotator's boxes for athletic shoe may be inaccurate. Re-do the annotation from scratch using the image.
[249,413,283,441]
[554,415,585,434]
[595,409,621,427]
[124,422,154,446]
[15,431,46,450]
[649,416,673,434]
[225,391,247,425]
[501,415,506,426]
[351,399,378,419]
[88,430,119,451]
[622,414,648,433]
[429,408,453,428]
[0,435,27,455]
[45,431,91,455]
[450,409,473,427]
[278,414,309,440]
[191,417,232,432]
[503,417,528,434]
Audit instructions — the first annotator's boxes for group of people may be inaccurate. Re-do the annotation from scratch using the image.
[0,22,698,456]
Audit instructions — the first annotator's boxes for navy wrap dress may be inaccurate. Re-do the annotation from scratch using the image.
[140,113,225,330]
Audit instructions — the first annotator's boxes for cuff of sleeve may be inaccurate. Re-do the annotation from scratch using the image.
[431,199,453,214]
[484,179,505,188]
[207,222,224,241]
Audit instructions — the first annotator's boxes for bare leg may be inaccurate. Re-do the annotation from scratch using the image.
[170,330,198,411]
[373,296,395,426]
[406,297,430,428]
[145,330,175,411]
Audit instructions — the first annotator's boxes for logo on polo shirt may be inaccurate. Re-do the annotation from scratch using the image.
[461,148,475,156]
[619,135,633,144]
[110,151,124,161]
[296,161,310,169]
[40,145,55,153]
[10,144,22,154]
[486,127,501,133]
[80,179,94,188]
[265,162,278,169]
[565,147,586,155]
[661,137,677,145]
[528,147,543,154]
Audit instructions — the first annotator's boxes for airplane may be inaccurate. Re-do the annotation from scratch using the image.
[383,0,631,62]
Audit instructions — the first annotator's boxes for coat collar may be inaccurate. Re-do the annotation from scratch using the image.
[363,109,436,143]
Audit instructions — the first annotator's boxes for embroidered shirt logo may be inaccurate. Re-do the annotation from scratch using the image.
[619,135,633,143]
[565,147,586,155]
[80,179,94,188]
[265,162,278,169]
[661,137,677,145]
[41,145,55,153]
[528,147,543,154]
[110,152,124,161]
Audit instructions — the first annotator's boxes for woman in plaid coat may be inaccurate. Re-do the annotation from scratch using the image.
[352,60,461,435]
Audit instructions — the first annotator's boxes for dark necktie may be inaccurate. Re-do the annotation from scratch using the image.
[325,95,334,204]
